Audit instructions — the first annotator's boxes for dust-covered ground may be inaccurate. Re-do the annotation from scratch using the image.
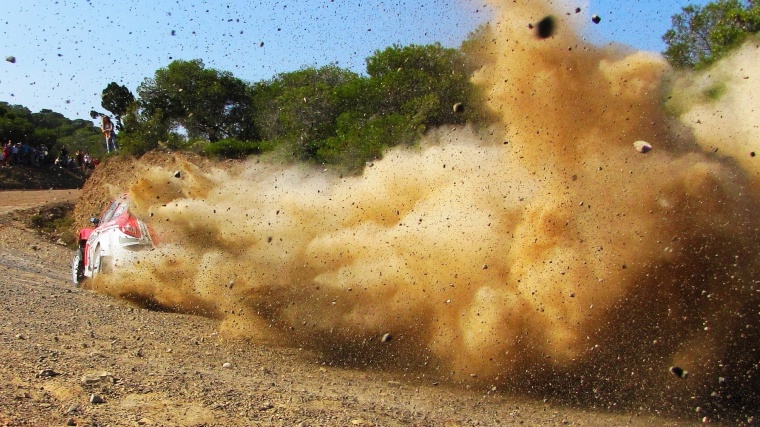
[0,190,702,427]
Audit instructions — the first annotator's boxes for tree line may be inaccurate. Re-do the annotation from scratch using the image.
[663,0,760,69]
[105,42,485,174]
[108,0,759,172]
[3,0,756,172]
[0,102,103,159]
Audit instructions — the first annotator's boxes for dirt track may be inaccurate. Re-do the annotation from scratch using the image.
[0,189,81,215]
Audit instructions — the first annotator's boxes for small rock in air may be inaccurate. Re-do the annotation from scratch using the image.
[670,366,688,379]
[536,16,556,39]
[634,140,652,153]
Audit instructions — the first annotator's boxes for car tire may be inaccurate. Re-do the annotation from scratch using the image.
[71,248,84,286]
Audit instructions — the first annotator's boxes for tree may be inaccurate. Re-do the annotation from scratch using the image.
[364,43,473,129]
[137,59,258,142]
[0,114,34,143]
[252,65,362,160]
[0,101,103,155]
[101,82,135,130]
[663,0,760,69]
[117,103,175,155]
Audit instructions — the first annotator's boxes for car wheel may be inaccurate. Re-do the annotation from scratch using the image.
[71,248,85,286]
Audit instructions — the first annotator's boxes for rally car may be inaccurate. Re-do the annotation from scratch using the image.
[72,194,155,285]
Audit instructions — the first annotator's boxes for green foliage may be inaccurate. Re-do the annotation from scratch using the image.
[101,82,135,129]
[90,42,481,172]
[314,112,420,174]
[252,65,362,159]
[365,43,472,129]
[202,138,269,159]
[30,205,74,234]
[57,127,104,156]
[703,82,728,100]
[0,101,102,156]
[137,59,258,142]
[248,44,476,171]
[0,113,34,143]
[663,0,760,69]
[117,104,168,155]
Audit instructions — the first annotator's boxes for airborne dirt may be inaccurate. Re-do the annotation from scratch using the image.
[0,158,702,427]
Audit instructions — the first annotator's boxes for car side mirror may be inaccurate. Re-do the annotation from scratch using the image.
[89,217,100,226]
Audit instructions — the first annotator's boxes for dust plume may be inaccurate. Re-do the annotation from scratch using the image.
[668,36,760,187]
[91,0,760,418]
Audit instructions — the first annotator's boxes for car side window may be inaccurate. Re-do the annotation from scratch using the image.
[100,200,122,223]
[112,202,129,219]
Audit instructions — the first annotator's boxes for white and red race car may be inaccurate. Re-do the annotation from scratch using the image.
[72,194,156,285]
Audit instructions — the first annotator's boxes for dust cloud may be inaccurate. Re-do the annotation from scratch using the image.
[92,0,760,417]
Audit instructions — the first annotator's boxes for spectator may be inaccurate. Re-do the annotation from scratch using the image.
[1,141,9,166]
[21,142,30,165]
[60,146,69,162]
[101,115,118,153]
[39,144,49,166]
[10,143,19,165]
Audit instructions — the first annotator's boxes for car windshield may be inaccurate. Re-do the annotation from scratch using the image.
[3,0,759,425]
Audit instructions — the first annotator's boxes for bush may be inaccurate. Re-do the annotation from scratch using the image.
[312,112,420,174]
[202,138,268,159]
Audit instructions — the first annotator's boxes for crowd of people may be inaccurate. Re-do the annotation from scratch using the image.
[1,141,52,168]
[1,115,116,171]
[55,146,99,170]
[1,140,99,170]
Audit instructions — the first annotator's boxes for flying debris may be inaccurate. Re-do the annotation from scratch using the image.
[536,16,555,39]
[633,140,652,153]
[592,14,601,24]
[5,56,16,64]
[453,103,464,113]
[669,366,689,379]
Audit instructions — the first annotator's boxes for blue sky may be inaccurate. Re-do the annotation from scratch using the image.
[1,0,708,122]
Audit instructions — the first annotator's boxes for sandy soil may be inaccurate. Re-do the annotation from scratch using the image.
[0,189,81,215]
[0,188,708,427]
